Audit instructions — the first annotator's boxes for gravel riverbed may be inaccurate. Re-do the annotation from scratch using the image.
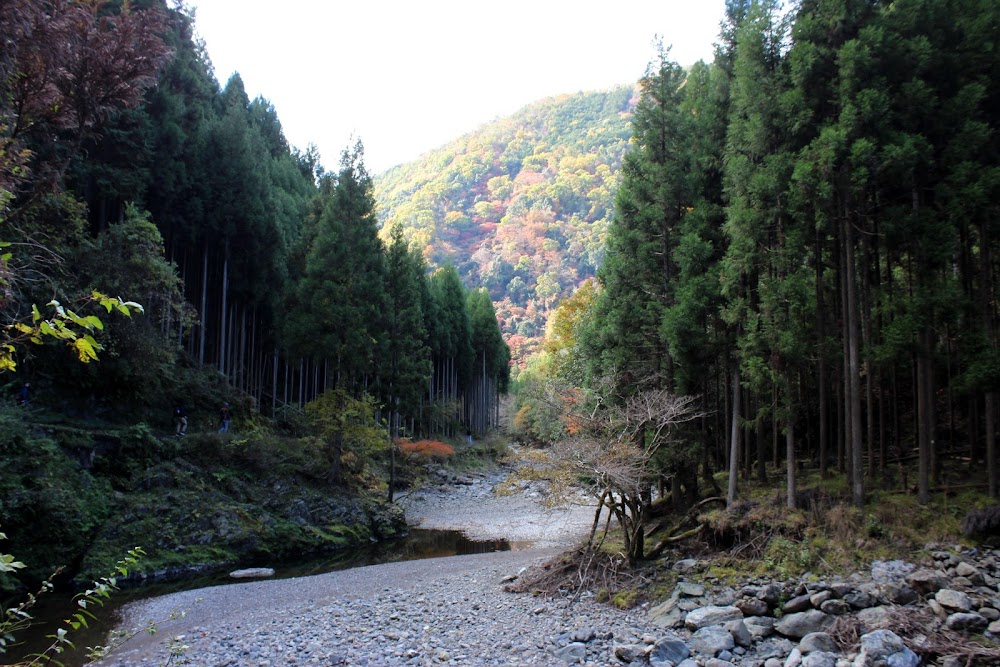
[94,473,665,666]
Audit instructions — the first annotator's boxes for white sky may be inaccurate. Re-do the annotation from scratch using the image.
[184,0,727,173]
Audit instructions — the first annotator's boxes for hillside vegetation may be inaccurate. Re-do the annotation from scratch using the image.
[375,88,635,363]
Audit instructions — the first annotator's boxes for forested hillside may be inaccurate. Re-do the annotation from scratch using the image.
[515,0,1000,558]
[375,88,635,362]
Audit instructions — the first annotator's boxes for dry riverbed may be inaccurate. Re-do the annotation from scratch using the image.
[93,469,660,666]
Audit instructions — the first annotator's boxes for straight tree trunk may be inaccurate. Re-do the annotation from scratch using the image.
[727,366,741,508]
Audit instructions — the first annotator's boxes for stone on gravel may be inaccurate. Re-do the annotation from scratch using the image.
[737,597,770,616]
[852,629,906,667]
[856,605,893,631]
[228,567,275,578]
[802,652,839,667]
[673,558,699,572]
[799,632,838,655]
[678,581,706,597]
[870,560,915,583]
[706,659,738,667]
[882,583,918,606]
[904,568,948,595]
[649,638,690,666]
[685,605,743,630]
[691,625,735,656]
[615,644,649,662]
[783,594,813,614]
[727,619,753,648]
[555,642,587,664]
[744,615,776,638]
[935,588,972,612]
[820,599,851,615]
[774,610,833,639]
[944,612,988,632]
[568,627,597,643]
[844,590,878,609]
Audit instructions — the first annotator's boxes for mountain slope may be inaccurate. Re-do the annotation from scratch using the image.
[374,86,636,363]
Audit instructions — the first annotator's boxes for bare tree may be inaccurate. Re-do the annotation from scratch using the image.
[535,378,702,564]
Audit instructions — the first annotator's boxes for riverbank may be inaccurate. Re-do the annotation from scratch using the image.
[92,468,652,666]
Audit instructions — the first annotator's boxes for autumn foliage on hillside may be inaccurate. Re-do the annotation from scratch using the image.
[375,88,636,367]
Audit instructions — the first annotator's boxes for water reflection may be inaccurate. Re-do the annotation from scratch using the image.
[5,529,520,667]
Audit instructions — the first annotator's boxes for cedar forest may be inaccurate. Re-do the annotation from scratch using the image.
[1,0,1000,595]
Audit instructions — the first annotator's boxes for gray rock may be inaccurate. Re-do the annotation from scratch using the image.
[810,591,833,607]
[951,576,974,589]
[940,657,965,667]
[737,597,770,616]
[819,599,851,616]
[650,595,685,629]
[830,582,853,597]
[677,661,699,667]
[989,618,1000,634]
[799,632,838,655]
[852,629,905,667]
[765,660,784,667]
[843,590,878,609]
[935,588,973,612]
[882,583,918,606]
[904,568,948,595]
[719,650,734,662]
[706,659,738,667]
[784,594,814,614]
[802,652,839,667]
[979,606,1000,621]
[678,581,706,597]
[568,627,596,643]
[691,625,736,656]
[956,561,980,578]
[943,612,987,632]
[229,567,275,578]
[760,583,784,607]
[745,615,777,638]
[785,647,803,667]
[673,558,699,573]
[650,638,690,666]
[775,610,834,639]
[856,606,893,631]
[928,599,948,618]
[726,619,753,648]
[685,606,743,630]
[871,560,915,583]
[615,644,648,663]
[886,647,920,667]
[757,637,796,660]
[555,642,587,664]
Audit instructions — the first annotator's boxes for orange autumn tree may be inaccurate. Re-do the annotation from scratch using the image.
[395,438,455,461]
